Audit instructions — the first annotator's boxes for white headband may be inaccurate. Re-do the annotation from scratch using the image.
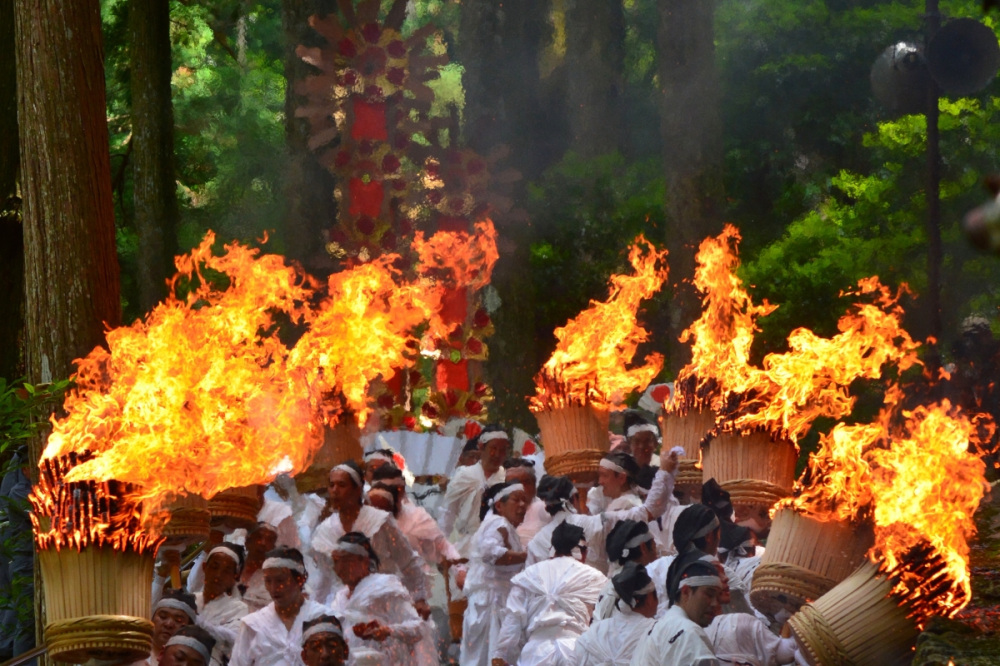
[165,635,212,664]
[626,423,659,438]
[367,487,396,505]
[690,515,720,541]
[626,580,657,607]
[489,483,524,506]
[331,541,370,558]
[600,458,627,475]
[207,546,241,569]
[302,622,344,645]
[479,431,509,445]
[678,575,723,590]
[262,557,306,574]
[620,532,654,559]
[364,452,392,464]
[154,598,197,623]
[332,464,362,487]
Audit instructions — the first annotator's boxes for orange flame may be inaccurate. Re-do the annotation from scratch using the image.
[412,219,499,291]
[530,236,668,411]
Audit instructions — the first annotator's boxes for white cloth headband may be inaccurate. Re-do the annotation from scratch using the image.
[367,487,396,505]
[678,575,722,590]
[620,531,654,559]
[332,464,362,487]
[302,622,344,644]
[207,546,241,569]
[479,431,509,444]
[154,598,197,623]
[626,423,659,438]
[600,458,627,475]
[165,635,212,664]
[364,452,392,463]
[690,515,720,541]
[331,542,370,558]
[626,580,657,607]
[262,557,306,574]
[489,483,524,506]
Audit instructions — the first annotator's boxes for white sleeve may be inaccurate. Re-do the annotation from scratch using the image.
[479,522,512,565]
[492,584,529,664]
[377,591,426,645]
[227,621,255,666]
[375,519,430,602]
[439,468,481,537]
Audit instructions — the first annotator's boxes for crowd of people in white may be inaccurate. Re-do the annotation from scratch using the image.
[134,413,806,666]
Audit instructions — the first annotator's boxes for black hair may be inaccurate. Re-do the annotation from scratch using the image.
[264,546,307,582]
[331,460,364,488]
[666,557,720,606]
[368,481,401,517]
[371,464,404,482]
[551,520,586,557]
[602,451,640,486]
[605,519,650,565]
[672,504,719,555]
[302,614,347,650]
[503,457,536,470]
[337,531,381,572]
[537,476,576,516]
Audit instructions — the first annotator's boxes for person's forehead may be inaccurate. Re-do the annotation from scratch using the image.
[156,607,190,621]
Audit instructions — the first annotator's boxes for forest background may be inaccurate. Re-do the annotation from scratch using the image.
[3,0,1000,659]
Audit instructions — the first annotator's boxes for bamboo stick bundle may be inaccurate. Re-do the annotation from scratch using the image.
[660,408,715,494]
[751,508,874,617]
[295,415,363,492]
[701,428,797,510]
[207,484,264,531]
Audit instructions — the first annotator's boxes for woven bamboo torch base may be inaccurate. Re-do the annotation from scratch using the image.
[788,561,918,666]
[661,409,715,494]
[751,509,874,617]
[535,404,610,485]
[295,419,363,493]
[701,430,797,511]
[162,494,211,548]
[208,485,263,531]
[39,547,155,663]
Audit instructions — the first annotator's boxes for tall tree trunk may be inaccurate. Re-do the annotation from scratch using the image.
[281,0,338,276]
[458,0,553,429]
[657,0,723,373]
[130,0,179,313]
[1,0,24,381]
[565,0,624,156]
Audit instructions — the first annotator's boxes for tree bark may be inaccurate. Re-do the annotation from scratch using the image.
[565,0,624,156]
[130,0,179,313]
[281,0,338,275]
[657,0,723,372]
[1,0,24,381]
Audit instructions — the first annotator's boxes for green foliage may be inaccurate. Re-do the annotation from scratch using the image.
[0,377,72,475]
[526,152,668,360]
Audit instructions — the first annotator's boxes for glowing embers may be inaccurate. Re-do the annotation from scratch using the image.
[30,454,160,663]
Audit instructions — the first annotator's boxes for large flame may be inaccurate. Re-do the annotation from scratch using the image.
[529,236,668,411]
[48,233,321,513]
[412,219,499,291]
[42,225,495,528]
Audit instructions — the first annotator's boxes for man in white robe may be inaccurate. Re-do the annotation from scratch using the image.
[492,521,607,665]
[587,451,644,514]
[630,558,723,666]
[437,425,509,557]
[575,562,657,666]
[299,615,350,666]
[159,625,216,666]
[194,543,250,666]
[229,547,327,666]
[506,459,548,544]
[706,613,798,666]
[310,462,430,616]
[592,520,659,621]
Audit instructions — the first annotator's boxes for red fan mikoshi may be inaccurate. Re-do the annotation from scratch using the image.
[750,508,874,617]
[701,427,797,511]
[788,561,919,666]
[208,484,265,531]
[30,456,162,663]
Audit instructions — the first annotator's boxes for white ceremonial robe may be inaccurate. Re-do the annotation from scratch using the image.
[437,463,505,557]
[649,503,687,557]
[311,505,429,605]
[575,604,655,666]
[706,613,797,666]
[229,599,327,666]
[397,500,463,576]
[493,556,607,666]
[630,604,719,666]
[239,568,270,613]
[329,572,438,666]
[460,512,525,666]
[586,487,643,515]
[593,553,673,623]
[195,591,249,666]
[516,497,551,545]
[527,469,678,575]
